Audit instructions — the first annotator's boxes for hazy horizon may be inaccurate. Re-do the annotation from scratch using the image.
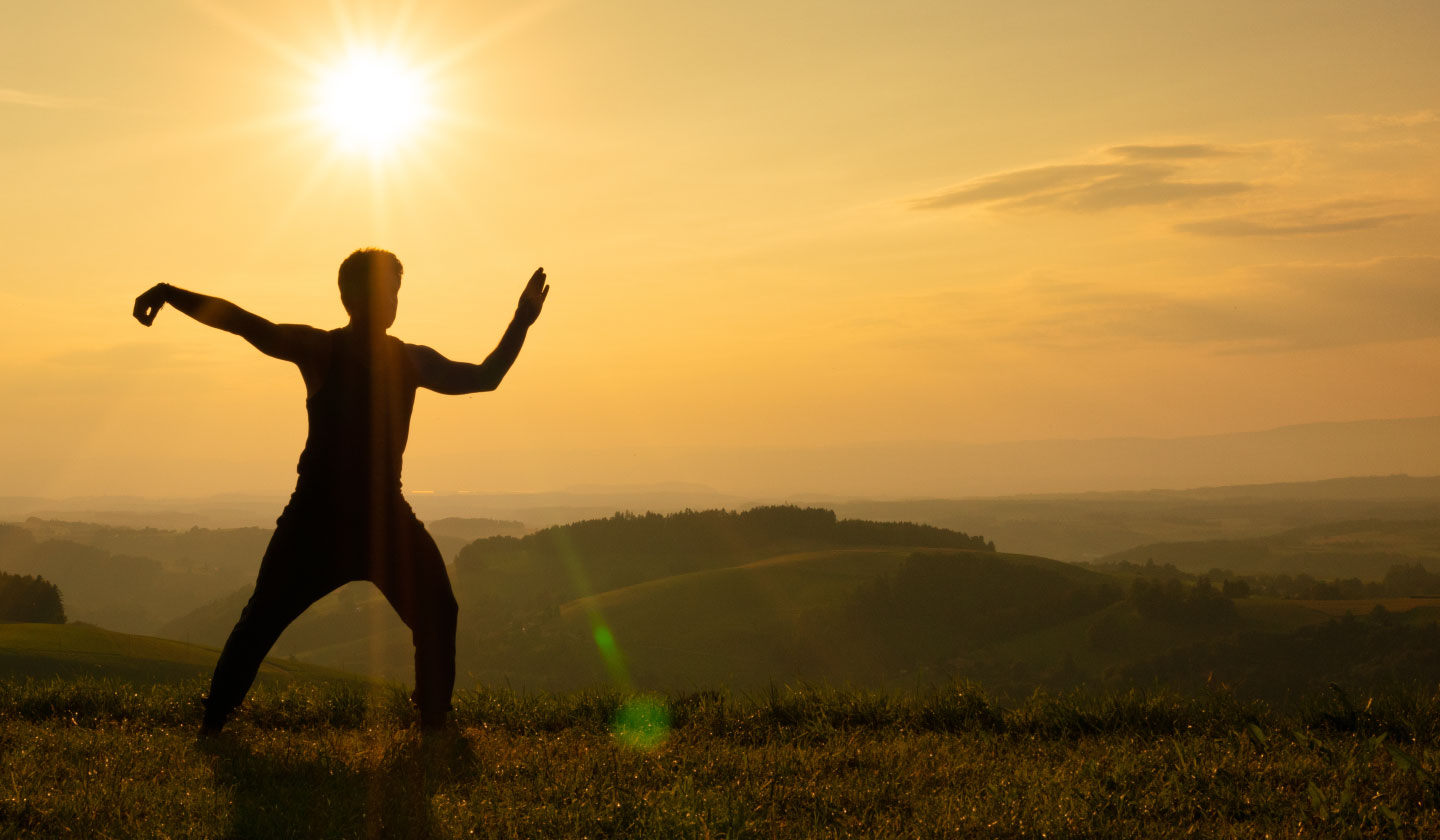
[4,415,1440,505]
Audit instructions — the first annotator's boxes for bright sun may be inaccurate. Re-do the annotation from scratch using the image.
[313,50,432,156]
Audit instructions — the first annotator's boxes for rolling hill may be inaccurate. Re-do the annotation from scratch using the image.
[170,508,999,689]
[13,501,1440,702]
[276,545,1123,693]
[0,622,360,686]
[551,547,919,688]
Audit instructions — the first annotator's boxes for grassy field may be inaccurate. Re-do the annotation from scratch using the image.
[1,678,1437,839]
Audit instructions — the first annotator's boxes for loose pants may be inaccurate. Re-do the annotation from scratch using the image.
[203,492,458,728]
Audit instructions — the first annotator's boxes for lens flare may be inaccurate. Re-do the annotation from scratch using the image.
[612,696,671,750]
[552,530,672,749]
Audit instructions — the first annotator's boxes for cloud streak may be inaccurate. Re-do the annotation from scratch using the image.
[0,88,89,110]
[913,145,1252,213]
[1107,143,1237,160]
[1177,201,1415,237]
[1329,110,1440,132]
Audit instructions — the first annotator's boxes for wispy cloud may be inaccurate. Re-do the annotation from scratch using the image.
[1177,201,1414,237]
[1107,143,1237,160]
[912,163,1125,209]
[912,145,1252,213]
[1329,109,1440,132]
[0,87,90,110]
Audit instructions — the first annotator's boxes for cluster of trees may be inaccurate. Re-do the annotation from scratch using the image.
[0,570,65,623]
[1087,558,1190,581]
[1129,577,1238,627]
[1233,563,1440,600]
[1087,576,1242,654]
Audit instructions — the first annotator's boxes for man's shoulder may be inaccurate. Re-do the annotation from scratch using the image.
[390,336,431,377]
[395,337,441,357]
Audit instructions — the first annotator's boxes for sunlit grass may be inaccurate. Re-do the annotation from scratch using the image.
[1,678,1437,837]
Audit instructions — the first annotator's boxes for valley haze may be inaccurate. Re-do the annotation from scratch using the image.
[5,415,1440,507]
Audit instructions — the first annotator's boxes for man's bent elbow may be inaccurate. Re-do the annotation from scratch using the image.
[465,368,504,393]
[431,377,499,395]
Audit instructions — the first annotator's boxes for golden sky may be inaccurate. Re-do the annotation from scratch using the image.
[3,1,1439,497]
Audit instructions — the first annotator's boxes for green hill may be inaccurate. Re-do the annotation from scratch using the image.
[130,505,1440,699]
[0,622,360,686]
[455,547,1107,690]
[553,547,918,687]
[157,507,998,687]
[452,505,992,609]
[258,547,953,689]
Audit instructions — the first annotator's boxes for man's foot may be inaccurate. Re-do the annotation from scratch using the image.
[419,722,477,777]
[198,708,229,741]
[411,689,453,732]
[195,722,233,750]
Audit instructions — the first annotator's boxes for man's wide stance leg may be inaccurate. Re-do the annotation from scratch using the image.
[203,514,343,731]
[371,512,458,728]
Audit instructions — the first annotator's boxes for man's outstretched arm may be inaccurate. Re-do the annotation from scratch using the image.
[132,283,316,362]
[412,267,550,395]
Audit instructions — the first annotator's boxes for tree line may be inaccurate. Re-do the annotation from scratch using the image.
[0,570,65,623]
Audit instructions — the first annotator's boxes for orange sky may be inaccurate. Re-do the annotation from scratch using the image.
[3,1,1440,497]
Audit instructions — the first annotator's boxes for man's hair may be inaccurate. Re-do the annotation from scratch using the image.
[337,248,403,316]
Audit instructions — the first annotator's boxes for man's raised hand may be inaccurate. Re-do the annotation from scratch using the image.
[133,283,168,326]
[515,267,550,326]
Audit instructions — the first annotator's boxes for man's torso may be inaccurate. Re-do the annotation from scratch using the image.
[292,327,419,504]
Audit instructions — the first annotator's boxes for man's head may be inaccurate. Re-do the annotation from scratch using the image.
[338,248,403,331]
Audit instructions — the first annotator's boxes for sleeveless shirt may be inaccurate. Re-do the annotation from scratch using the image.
[293,328,418,502]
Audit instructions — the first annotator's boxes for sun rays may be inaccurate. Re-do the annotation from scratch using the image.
[166,0,560,246]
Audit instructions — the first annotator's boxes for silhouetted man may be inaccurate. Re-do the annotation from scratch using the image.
[132,249,549,732]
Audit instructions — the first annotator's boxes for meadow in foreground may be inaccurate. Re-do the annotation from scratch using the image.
[0,679,1436,839]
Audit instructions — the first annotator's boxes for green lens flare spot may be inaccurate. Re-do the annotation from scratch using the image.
[612,696,670,750]
[593,625,616,655]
